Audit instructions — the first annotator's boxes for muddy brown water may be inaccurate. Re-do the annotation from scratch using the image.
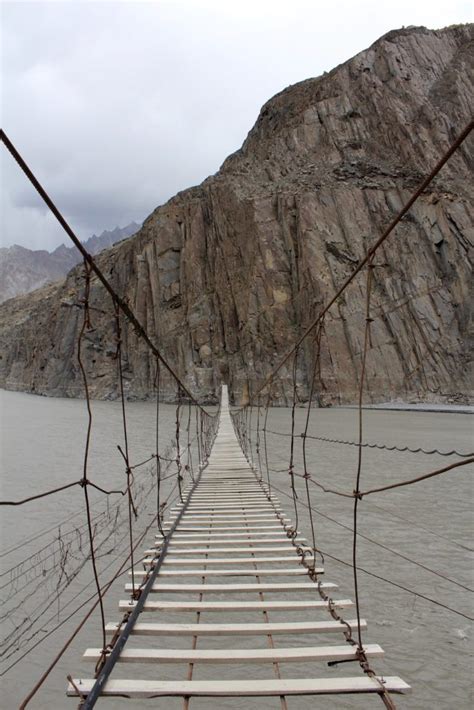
[1,390,472,709]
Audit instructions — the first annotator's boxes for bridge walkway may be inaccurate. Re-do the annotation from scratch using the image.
[67,387,410,703]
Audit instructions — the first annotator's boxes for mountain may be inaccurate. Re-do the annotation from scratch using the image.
[0,222,141,303]
[0,26,472,404]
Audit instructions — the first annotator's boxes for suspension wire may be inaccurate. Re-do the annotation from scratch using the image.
[0,468,161,609]
[255,395,263,481]
[287,456,474,500]
[266,480,473,593]
[0,481,88,506]
[324,550,473,622]
[358,457,474,497]
[0,504,102,558]
[263,387,273,495]
[1,496,151,662]
[247,398,253,467]
[266,477,473,621]
[262,428,474,459]
[288,348,300,531]
[14,458,188,701]
[112,301,137,631]
[154,358,166,538]
[0,455,171,506]
[186,401,195,482]
[195,405,202,468]
[301,321,326,568]
[352,258,374,649]
[352,258,395,707]
[175,390,184,503]
[76,262,107,660]
[365,499,472,553]
[18,508,162,709]
[79,449,208,709]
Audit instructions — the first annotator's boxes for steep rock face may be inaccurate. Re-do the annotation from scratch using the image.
[0,26,472,404]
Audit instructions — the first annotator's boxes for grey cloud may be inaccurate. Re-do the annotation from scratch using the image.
[2,0,471,251]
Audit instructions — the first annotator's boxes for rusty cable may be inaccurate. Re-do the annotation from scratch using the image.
[352,258,374,650]
[263,428,473,459]
[265,480,473,593]
[76,262,107,662]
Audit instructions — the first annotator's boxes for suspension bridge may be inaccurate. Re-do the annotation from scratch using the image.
[1,122,472,708]
[65,386,410,705]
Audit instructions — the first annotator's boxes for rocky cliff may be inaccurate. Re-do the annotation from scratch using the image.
[0,25,472,404]
[0,222,141,303]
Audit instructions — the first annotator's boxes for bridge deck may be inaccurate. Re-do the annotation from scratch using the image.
[67,387,410,704]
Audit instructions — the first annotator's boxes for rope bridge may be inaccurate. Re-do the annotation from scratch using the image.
[67,386,409,704]
[0,119,472,707]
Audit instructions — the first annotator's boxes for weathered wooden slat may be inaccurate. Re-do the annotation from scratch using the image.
[160,556,307,565]
[186,496,266,500]
[124,582,336,594]
[145,543,312,557]
[67,676,411,697]
[165,526,298,542]
[168,513,283,520]
[84,644,384,664]
[118,598,349,612]
[186,499,274,504]
[166,524,289,531]
[106,617,360,636]
[179,503,281,517]
[128,568,321,578]
[166,537,305,545]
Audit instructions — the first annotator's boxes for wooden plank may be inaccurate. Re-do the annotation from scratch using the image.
[168,518,284,524]
[167,530,307,549]
[152,546,310,554]
[168,519,283,525]
[166,532,299,538]
[185,504,274,508]
[184,497,277,503]
[169,512,284,524]
[67,676,411,697]
[187,499,274,504]
[178,506,279,511]
[176,498,276,503]
[124,582,337,594]
[106,618,361,636]
[184,495,276,500]
[128,568,321,578]
[167,537,305,545]
[194,486,264,490]
[84,644,384,664]
[167,524,288,530]
[118,598,350,612]
[185,504,276,508]
[160,556,307,565]
[187,500,272,505]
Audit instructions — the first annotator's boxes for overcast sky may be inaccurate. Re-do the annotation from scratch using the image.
[1,0,472,251]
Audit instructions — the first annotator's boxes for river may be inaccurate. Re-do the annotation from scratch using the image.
[1,389,472,709]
